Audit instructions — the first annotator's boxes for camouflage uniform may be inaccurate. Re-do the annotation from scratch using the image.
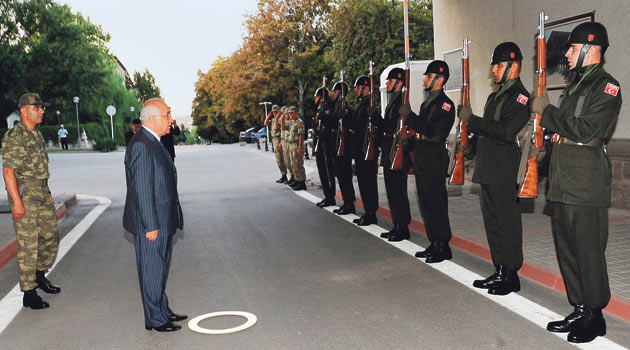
[289,117,306,181]
[2,121,59,291]
[271,113,287,175]
[282,114,293,177]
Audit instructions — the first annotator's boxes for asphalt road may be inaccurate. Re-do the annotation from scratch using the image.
[0,144,628,349]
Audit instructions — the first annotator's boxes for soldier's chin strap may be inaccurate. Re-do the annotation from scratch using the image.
[574,44,591,70]
[497,61,513,84]
[425,74,441,91]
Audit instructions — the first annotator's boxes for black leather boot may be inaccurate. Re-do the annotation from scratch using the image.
[292,181,306,191]
[318,197,336,208]
[23,289,50,309]
[547,304,587,333]
[336,204,355,215]
[287,177,296,186]
[473,266,502,289]
[415,242,436,258]
[357,212,377,226]
[425,241,453,263]
[487,268,520,296]
[36,270,61,294]
[276,174,288,184]
[380,225,397,239]
[567,307,606,343]
[388,225,410,242]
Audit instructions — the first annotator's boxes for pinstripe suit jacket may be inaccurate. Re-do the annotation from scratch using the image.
[123,127,184,236]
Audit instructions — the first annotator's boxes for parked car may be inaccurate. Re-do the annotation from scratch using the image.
[239,127,257,143]
[252,127,268,142]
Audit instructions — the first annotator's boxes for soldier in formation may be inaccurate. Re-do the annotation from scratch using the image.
[265,105,288,184]
[280,106,295,186]
[331,81,355,215]
[286,106,307,191]
[313,87,337,207]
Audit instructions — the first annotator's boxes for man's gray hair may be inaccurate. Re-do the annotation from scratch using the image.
[139,104,163,121]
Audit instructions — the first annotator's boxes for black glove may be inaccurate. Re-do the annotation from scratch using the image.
[398,103,412,116]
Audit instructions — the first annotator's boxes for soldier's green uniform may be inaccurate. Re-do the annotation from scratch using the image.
[289,115,306,182]
[281,109,293,180]
[270,107,287,180]
[2,121,59,292]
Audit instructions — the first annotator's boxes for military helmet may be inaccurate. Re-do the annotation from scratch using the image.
[332,81,349,94]
[567,21,609,48]
[272,105,280,112]
[490,42,523,65]
[314,87,330,99]
[354,76,370,88]
[424,60,450,79]
[386,67,405,81]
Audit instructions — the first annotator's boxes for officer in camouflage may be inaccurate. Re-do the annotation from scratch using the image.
[287,106,307,191]
[2,93,61,310]
[280,106,295,186]
[265,104,287,184]
[532,22,622,344]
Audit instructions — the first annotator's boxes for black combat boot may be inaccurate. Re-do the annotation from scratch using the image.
[415,241,436,258]
[487,267,520,296]
[380,225,397,239]
[36,270,61,294]
[292,181,306,191]
[567,307,606,343]
[276,174,288,184]
[388,225,410,242]
[287,177,296,186]
[318,197,336,208]
[23,289,50,309]
[425,241,453,264]
[473,265,502,289]
[547,304,587,333]
[336,204,355,215]
[357,212,377,226]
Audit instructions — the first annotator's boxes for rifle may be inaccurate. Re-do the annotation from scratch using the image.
[448,38,471,185]
[363,60,377,161]
[314,76,326,154]
[517,11,547,198]
[336,70,347,157]
[389,0,411,171]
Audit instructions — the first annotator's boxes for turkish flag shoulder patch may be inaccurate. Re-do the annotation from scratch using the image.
[442,102,451,111]
[604,83,619,97]
[516,94,528,105]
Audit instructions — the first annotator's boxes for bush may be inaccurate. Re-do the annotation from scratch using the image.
[93,138,117,152]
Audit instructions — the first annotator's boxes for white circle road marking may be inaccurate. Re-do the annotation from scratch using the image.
[188,311,257,335]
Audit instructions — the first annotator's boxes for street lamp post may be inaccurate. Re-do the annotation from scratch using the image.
[259,101,272,151]
[56,110,61,127]
[130,106,135,121]
[73,96,80,147]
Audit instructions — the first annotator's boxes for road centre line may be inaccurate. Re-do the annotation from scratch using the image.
[0,195,111,335]
[293,190,627,350]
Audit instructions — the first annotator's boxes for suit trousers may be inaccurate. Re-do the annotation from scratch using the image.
[551,202,610,309]
[134,232,173,327]
[334,155,355,206]
[383,167,411,226]
[316,147,336,200]
[415,174,452,243]
[480,184,523,270]
[355,158,379,213]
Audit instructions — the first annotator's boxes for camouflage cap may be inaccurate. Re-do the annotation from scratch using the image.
[281,106,287,113]
[287,106,298,113]
[18,93,50,108]
[272,105,280,111]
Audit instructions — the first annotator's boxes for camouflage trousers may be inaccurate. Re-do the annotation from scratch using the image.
[8,182,59,291]
[272,137,287,175]
[282,140,293,177]
[288,144,306,181]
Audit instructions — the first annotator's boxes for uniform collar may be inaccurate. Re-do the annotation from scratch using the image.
[569,64,601,95]
[423,89,442,108]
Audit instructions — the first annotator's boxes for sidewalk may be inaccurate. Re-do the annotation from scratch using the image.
[0,194,76,271]
[305,165,630,322]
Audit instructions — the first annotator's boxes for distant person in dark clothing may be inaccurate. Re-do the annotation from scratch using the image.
[125,119,142,146]
[160,110,180,161]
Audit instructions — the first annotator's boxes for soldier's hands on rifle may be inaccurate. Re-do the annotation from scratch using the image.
[398,103,412,116]
[457,104,473,122]
[367,105,380,118]
[531,87,550,115]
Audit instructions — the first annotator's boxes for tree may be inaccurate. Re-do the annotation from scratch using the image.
[129,68,162,102]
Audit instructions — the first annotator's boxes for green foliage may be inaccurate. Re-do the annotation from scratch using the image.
[92,138,117,152]
[36,125,60,144]
[129,68,162,102]
[0,128,8,148]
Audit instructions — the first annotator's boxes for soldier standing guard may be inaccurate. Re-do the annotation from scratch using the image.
[265,105,287,184]
[351,76,381,226]
[331,80,355,215]
[532,22,622,344]
[280,107,294,186]
[400,60,455,263]
[313,87,337,207]
[458,42,529,295]
[378,68,412,242]
[2,93,61,309]
[287,106,307,191]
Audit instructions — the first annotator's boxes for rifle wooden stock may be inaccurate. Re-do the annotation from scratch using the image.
[449,38,470,185]
[336,118,346,157]
[314,76,327,154]
[390,115,407,171]
[518,12,546,198]
[363,60,377,161]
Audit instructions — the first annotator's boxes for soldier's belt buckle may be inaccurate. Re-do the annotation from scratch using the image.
[415,133,420,140]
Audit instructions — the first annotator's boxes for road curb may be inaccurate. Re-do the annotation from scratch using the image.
[323,187,630,322]
[0,194,76,273]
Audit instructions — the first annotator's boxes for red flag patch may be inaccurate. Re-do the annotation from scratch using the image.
[517,94,529,105]
[604,83,619,96]
[552,133,561,143]
[442,102,451,111]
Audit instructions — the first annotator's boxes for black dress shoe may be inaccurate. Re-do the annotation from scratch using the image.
[415,243,435,258]
[547,304,586,333]
[146,321,182,332]
[336,205,355,215]
[487,269,520,296]
[380,226,397,239]
[23,289,49,309]
[36,271,61,294]
[473,266,502,289]
[357,213,377,226]
[169,313,188,322]
[319,198,336,208]
[276,175,288,184]
[353,217,360,224]
[388,225,410,242]
[567,308,606,343]
[425,242,452,263]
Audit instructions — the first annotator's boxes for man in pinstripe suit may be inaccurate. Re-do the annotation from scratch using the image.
[123,98,186,332]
